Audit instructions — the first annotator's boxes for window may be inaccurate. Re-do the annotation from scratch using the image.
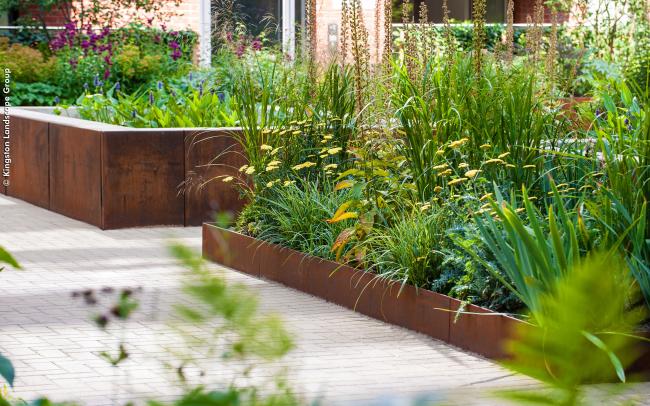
[483,0,506,22]
[395,0,506,23]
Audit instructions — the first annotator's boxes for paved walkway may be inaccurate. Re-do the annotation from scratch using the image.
[1,194,649,405]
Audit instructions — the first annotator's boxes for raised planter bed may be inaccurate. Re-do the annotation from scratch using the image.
[203,223,650,375]
[1,107,246,229]
[202,223,523,360]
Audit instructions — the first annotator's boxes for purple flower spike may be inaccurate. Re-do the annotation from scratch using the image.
[115,82,121,91]
[157,81,163,90]
[251,38,262,51]
[235,43,246,58]
[149,92,155,105]
[103,69,110,80]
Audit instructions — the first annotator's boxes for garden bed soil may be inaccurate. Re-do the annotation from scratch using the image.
[1,107,247,229]
[202,223,650,377]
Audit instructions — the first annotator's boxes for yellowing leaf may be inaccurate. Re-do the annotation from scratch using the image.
[327,201,358,224]
[334,180,355,191]
[327,211,358,224]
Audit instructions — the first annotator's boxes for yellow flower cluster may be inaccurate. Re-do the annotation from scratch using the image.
[292,161,317,171]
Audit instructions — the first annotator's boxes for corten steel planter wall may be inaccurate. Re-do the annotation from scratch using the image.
[202,223,523,361]
[4,108,246,229]
[203,223,650,373]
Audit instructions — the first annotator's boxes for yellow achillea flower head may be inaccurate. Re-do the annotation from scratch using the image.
[465,169,481,178]
[449,138,469,148]
[292,161,317,170]
[448,177,468,186]
[260,144,273,151]
[222,176,234,183]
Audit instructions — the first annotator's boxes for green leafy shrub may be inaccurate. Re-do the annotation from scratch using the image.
[0,37,56,83]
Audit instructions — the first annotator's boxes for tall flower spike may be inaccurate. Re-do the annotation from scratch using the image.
[418,2,430,70]
[403,0,417,80]
[529,0,544,63]
[374,0,381,65]
[545,7,559,88]
[472,0,487,76]
[382,0,393,70]
[349,0,370,113]
[442,0,454,67]
[340,0,351,66]
[305,0,317,63]
[505,0,514,65]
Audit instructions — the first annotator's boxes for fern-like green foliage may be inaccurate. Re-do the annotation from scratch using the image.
[502,253,647,405]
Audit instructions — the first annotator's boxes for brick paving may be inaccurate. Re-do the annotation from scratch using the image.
[1,194,649,405]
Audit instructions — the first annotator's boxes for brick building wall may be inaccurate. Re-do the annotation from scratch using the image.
[24,4,69,26]
[19,1,201,32]
[513,0,570,23]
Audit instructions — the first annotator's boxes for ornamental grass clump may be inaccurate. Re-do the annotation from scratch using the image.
[363,207,448,288]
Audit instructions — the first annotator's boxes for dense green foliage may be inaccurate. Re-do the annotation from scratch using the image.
[0,24,195,106]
